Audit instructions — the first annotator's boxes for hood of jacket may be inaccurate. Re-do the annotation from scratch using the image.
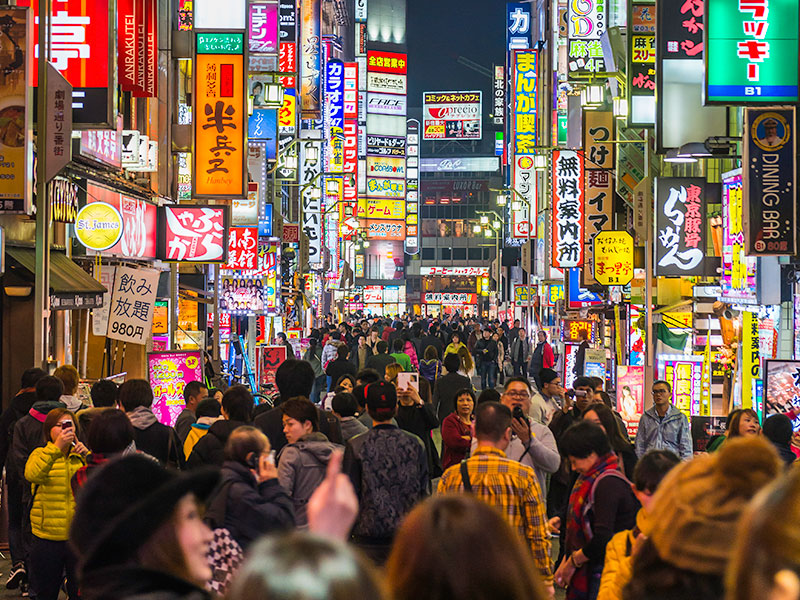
[285,432,337,464]
[644,403,683,422]
[80,565,210,600]
[128,406,159,430]
[60,394,83,412]
[208,419,248,444]
[221,459,258,486]
[30,400,67,422]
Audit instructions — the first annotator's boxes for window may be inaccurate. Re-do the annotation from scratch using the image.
[452,248,466,260]
[441,248,451,260]
[422,248,435,260]
[468,247,482,260]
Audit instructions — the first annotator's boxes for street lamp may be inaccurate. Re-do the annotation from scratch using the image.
[533,154,548,171]
[480,215,489,225]
[496,194,508,206]
[580,84,605,108]
[472,224,482,234]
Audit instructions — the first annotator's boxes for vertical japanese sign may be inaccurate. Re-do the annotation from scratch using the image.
[583,111,614,284]
[279,42,297,88]
[278,89,296,134]
[301,140,323,267]
[225,227,259,270]
[507,2,531,51]
[299,0,321,119]
[178,0,193,29]
[405,119,420,253]
[325,60,345,173]
[0,8,31,213]
[741,310,760,410]
[45,66,73,182]
[706,0,798,103]
[118,0,158,97]
[743,107,796,255]
[249,0,278,53]
[194,41,246,198]
[629,2,656,127]
[493,65,505,126]
[158,205,229,262]
[512,155,536,238]
[655,178,706,276]
[567,0,606,77]
[659,0,704,59]
[659,355,704,417]
[551,151,585,268]
[721,170,758,303]
[514,50,537,153]
[106,266,159,345]
[148,351,204,426]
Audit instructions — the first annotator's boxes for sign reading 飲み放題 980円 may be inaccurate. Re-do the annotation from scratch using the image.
[706,0,799,103]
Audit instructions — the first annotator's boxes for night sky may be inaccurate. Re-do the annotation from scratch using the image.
[406,0,507,112]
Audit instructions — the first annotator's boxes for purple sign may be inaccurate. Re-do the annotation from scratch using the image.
[249,1,278,53]
[148,351,204,426]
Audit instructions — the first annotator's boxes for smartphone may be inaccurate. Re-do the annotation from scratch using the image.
[246,453,259,470]
[397,372,419,391]
[512,405,526,422]
[62,421,73,430]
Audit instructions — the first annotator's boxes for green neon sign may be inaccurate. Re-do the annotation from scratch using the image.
[197,33,244,55]
[706,0,799,103]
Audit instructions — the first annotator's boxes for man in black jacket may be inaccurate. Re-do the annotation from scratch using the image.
[119,379,183,469]
[254,359,342,453]
[187,385,254,469]
[432,353,472,421]
[325,344,356,392]
[365,341,395,378]
[418,323,445,360]
[473,328,499,391]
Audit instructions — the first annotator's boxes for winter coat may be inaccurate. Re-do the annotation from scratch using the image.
[128,407,183,469]
[340,417,368,441]
[277,432,342,528]
[396,403,442,479]
[25,442,85,540]
[509,336,532,365]
[187,420,248,469]
[419,334,444,360]
[597,510,651,600]
[0,389,38,472]
[634,404,693,460]
[444,342,466,358]
[254,404,343,455]
[365,352,396,378]
[304,346,324,377]
[174,408,196,444]
[419,358,443,385]
[473,338,498,365]
[404,341,419,370]
[530,341,555,375]
[80,565,211,600]
[10,401,64,485]
[433,372,472,422]
[182,417,221,460]
[321,341,341,369]
[214,460,295,550]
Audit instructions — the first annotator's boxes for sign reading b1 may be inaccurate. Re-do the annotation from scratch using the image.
[593,231,634,286]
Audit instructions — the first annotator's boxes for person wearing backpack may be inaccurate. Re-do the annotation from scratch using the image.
[552,421,640,600]
[207,426,295,552]
[419,345,442,387]
[277,398,342,529]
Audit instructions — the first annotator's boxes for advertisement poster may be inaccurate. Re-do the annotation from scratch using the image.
[258,345,287,388]
[655,177,707,276]
[148,351,204,426]
[765,360,800,430]
[657,355,704,418]
[0,8,30,213]
[422,91,482,140]
[617,365,645,438]
[106,266,159,345]
[220,276,266,314]
[743,107,796,255]
[92,266,117,337]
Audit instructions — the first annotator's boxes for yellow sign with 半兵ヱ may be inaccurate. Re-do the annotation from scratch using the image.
[593,231,634,286]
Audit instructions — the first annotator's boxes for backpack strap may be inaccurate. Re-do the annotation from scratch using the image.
[585,469,632,518]
[460,460,473,493]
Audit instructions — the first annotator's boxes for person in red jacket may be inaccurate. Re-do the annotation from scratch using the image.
[440,388,475,471]
[530,331,555,391]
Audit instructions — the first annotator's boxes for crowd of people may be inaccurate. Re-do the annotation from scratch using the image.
[1,314,798,600]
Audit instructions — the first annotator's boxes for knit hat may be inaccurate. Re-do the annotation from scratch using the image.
[647,436,780,575]
[540,368,559,385]
[69,454,219,575]
[363,381,396,411]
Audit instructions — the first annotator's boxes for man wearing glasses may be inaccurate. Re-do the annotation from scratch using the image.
[634,380,692,460]
[473,376,560,496]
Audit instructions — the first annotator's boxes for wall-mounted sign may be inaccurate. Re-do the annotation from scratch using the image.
[75,202,123,251]
[224,227,258,270]
[197,32,244,54]
[422,91,482,140]
[248,109,277,158]
[80,129,121,168]
[158,205,229,262]
[220,276,266,313]
[279,41,296,88]
[567,267,603,309]
[324,59,345,173]
[628,3,656,127]
[106,266,159,345]
[493,65,505,126]
[232,185,259,226]
[367,72,407,95]
[300,140,322,266]
[366,198,405,220]
[278,89,296,133]
[249,1,278,53]
[282,223,300,243]
[657,354,704,418]
[721,170,758,304]
[86,183,158,259]
[593,231,634,286]
[299,0,320,118]
[617,365,645,438]
[418,157,499,172]
[367,177,405,199]
[655,177,707,275]
[367,50,407,74]
[507,2,531,51]
[513,51,536,152]
[367,93,407,116]
[45,65,73,181]
[420,266,489,276]
[367,134,406,156]
[567,0,606,77]
[119,0,158,96]
[148,351,204,426]
[551,150,585,268]
[194,0,246,29]
[512,154,536,238]
[366,220,405,240]
[424,292,478,305]
[194,51,246,197]
[706,0,798,104]
[366,155,406,178]
[50,178,79,224]
[743,107,796,255]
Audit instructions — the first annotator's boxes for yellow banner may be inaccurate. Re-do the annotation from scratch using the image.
[366,198,405,220]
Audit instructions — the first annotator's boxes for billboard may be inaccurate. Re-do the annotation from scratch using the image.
[721,170,758,304]
[743,107,796,255]
[655,177,707,276]
[148,351,204,426]
[158,205,229,262]
[551,150,585,268]
[567,0,606,77]
[422,91,482,140]
[513,51,537,153]
[706,0,799,104]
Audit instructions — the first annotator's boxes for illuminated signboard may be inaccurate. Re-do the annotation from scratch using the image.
[366,199,405,220]
[118,0,158,96]
[551,150,585,268]
[224,227,259,270]
[194,52,246,197]
[422,91,482,140]
[514,50,537,152]
[74,203,123,251]
[299,0,321,118]
[655,177,706,276]
[658,354,704,418]
[420,266,489,276]
[324,59,345,174]
[300,140,323,266]
[617,365,645,438]
[563,319,594,343]
[423,292,478,305]
[248,1,278,53]
[86,183,158,259]
[567,0,606,77]
[721,169,758,304]
[593,231,634,286]
[197,32,244,54]
[157,205,229,262]
[367,50,408,74]
[512,154,536,238]
[366,220,405,240]
[148,351,204,426]
[706,0,799,104]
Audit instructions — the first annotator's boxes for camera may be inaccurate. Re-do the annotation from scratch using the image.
[512,405,526,422]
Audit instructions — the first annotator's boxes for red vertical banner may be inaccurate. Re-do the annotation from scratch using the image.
[118,0,141,93]
[551,150,585,268]
[279,42,297,88]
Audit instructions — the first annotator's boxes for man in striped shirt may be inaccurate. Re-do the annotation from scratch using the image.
[438,401,554,597]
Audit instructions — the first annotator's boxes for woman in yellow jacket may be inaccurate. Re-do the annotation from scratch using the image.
[598,450,679,600]
[25,408,88,600]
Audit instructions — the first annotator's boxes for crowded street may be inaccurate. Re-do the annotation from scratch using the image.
[0,0,798,598]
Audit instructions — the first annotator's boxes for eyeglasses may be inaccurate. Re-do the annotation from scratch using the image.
[652,389,670,395]
[505,391,531,400]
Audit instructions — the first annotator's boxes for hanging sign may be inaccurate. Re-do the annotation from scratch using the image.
[249,0,278,53]
[551,150,585,268]
[299,0,321,118]
[593,231,634,286]
[743,107,796,255]
[655,177,707,276]
[324,59,345,173]
[75,202,124,251]
[106,266,159,345]
[158,205,229,262]
[300,140,323,266]
[512,155,536,238]
[45,65,73,182]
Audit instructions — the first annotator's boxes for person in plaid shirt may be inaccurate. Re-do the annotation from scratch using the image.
[438,401,554,597]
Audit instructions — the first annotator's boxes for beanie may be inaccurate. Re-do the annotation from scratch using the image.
[647,436,781,575]
[540,368,559,386]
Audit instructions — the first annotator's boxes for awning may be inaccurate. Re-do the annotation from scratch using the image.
[6,247,107,310]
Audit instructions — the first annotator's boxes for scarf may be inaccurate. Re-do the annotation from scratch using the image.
[128,406,158,430]
[564,452,620,600]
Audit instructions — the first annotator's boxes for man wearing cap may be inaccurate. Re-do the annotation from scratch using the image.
[343,381,429,565]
